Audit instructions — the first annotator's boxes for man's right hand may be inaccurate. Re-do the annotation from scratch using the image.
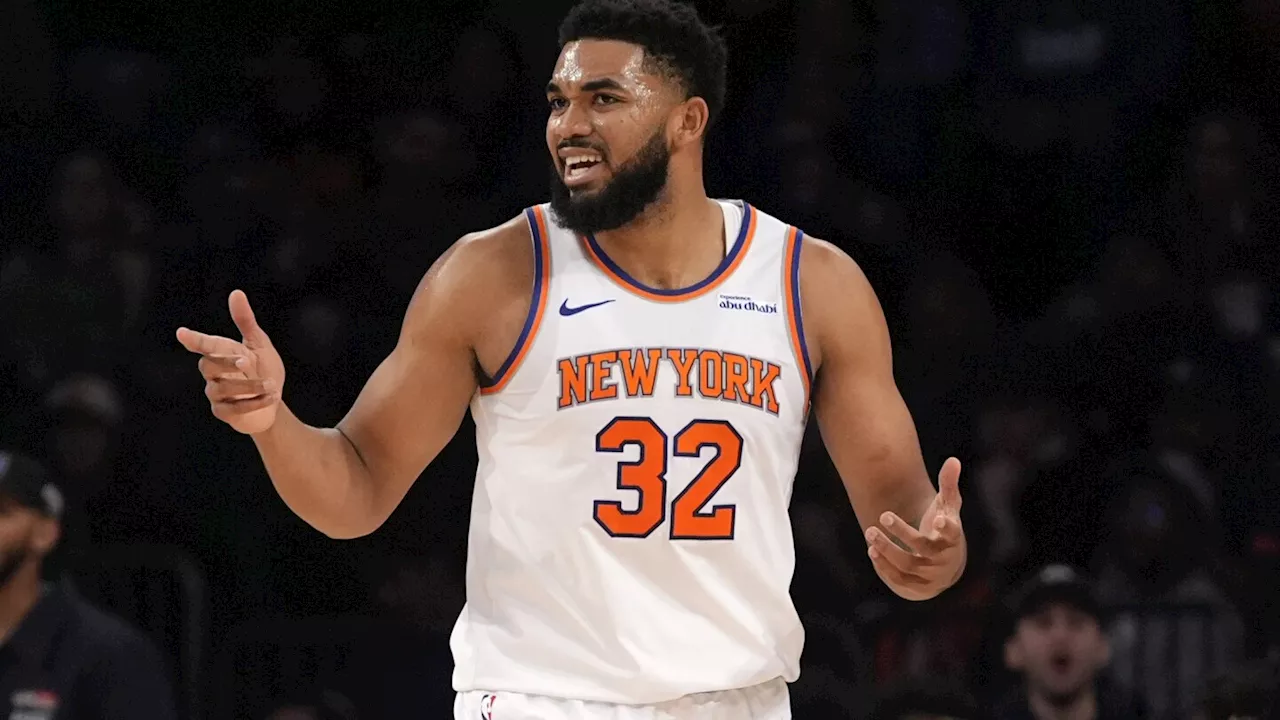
[177,290,286,435]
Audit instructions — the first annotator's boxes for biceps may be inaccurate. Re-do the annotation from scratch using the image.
[339,336,477,495]
[814,368,931,530]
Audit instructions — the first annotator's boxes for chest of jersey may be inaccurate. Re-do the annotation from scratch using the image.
[551,295,792,417]
[470,203,808,544]
[502,202,807,433]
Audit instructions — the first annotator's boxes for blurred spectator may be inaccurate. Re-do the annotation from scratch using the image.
[871,675,980,720]
[37,374,126,555]
[791,500,865,607]
[262,689,358,720]
[873,0,968,89]
[1246,516,1280,659]
[1092,467,1245,718]
[776,143,840,224]
[372,553,463,639]
[446,24,521,120]
[1027,233,1185,447]
[1095,234,1180,322]
[0,451,175,720]
[280,296,354,424]
[995,565,1147,720]
[67,48,170,135]
[780,0,872,151]
[43,375,124,487]
[0,153,153,390]
[1240,0,1280,98]
[332,553,461,716]
[971,398,1037,571]
[897,252,1003,474]
[1162,113,1278,288]
[788,610,869,717]
[0,0,56,259]
[971,395,1093,576]
[0,0,55,124]
[1190,661,1278,720]
[245,38,329,131]
[368,109,480,295]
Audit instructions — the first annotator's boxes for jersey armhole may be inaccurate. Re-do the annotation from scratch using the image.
[479,206,551,395]
[783,226,813,412]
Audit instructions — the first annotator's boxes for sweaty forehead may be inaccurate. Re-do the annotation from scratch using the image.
[550,39,669,93]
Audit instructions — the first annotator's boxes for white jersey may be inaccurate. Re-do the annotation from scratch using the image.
[451,200,814,705]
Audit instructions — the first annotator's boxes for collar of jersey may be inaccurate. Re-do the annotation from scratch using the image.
[579,202,756,303]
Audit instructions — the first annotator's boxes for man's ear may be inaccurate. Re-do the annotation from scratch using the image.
[1095,628,1112,668]
[32,516,61,556]
[669,96,710,149]
[1005,635,1025,672]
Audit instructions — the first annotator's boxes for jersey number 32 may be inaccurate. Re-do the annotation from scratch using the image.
[592,416,741,540]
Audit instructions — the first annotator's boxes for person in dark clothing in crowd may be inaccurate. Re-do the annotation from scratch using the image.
[0,450,176,720]
[1192,661,1279,720]
[872,675,980,719]
[994,564,1147,720]
[262,688,360,720]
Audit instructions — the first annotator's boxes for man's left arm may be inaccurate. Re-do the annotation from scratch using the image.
[800,236,966,601]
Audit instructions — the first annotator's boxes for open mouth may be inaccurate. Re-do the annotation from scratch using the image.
[563,152,605,185]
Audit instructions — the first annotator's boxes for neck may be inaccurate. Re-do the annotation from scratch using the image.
[0,563,43,645]
[592,173,725,290]
[1028,685,1097,720]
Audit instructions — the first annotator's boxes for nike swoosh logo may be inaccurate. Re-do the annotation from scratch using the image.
[559,299,615,316]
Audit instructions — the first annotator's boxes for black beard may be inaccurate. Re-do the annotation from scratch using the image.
[549,129,670,236]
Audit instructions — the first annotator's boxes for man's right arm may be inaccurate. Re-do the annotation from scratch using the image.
[252,228,522,539]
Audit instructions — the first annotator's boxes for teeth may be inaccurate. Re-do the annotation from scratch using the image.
[566,154,602,168]
[564,152,604,181]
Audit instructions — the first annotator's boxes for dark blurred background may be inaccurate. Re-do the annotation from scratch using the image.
[1,0,1277,717]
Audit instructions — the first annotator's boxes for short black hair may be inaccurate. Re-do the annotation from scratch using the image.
[1009,564,1104,627]
[558,0,728,128]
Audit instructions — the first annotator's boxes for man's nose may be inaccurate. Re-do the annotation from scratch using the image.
[552,102,593,141]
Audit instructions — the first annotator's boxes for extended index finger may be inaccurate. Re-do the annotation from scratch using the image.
[176,327,243,356]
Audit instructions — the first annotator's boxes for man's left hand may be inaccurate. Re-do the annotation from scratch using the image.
[865,457,966,600]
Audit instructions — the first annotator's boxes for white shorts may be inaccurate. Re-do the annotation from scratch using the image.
[454,679,790,720]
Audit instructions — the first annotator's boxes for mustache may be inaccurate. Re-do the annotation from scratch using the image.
[557,139,608,156]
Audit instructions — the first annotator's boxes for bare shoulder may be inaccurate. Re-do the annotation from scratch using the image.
[420,213,534,305]
[400,212,538,375]
[796,234,891,374]
[798,235,874,296]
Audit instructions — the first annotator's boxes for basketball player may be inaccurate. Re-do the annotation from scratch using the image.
[176,0,968,716]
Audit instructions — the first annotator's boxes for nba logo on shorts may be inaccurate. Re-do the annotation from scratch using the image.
[479,693,496,719]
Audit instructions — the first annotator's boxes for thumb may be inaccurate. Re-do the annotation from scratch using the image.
[938,457,963,510]
[228,289,270,348]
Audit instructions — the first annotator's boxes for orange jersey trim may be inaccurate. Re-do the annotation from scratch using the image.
[783,225,812,411]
